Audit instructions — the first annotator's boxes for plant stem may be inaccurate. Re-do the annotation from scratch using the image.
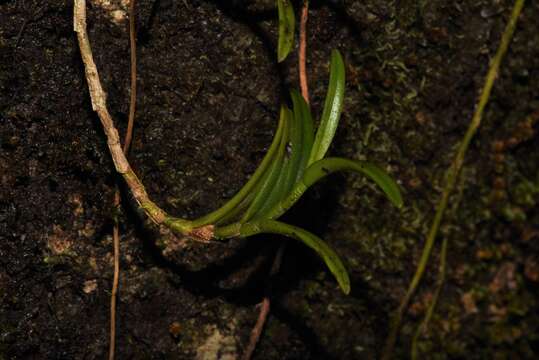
[241,244,285,360]
[410,235,447,360]
[382,1,526,358]
[74,0,161,221]
[299,0,309,104]
[109,213,120,360]
[74,0,203,240]
[109,1,137,359]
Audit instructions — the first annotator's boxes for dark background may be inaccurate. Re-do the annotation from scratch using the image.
[1,0,538,358]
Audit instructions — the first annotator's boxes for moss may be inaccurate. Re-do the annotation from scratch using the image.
[501,205,527,222]
[512,176,539,207]
[507,291,535,317]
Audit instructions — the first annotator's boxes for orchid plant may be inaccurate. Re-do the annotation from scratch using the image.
[74,0,402,295]
[163,50,403,294]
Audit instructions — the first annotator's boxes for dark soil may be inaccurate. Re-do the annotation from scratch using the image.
[1,0,538,359]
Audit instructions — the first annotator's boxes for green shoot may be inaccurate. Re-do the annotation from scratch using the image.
[240,220,351,294]
[277,0,295,62]
[308,50,346,164]
[189,109,287,228]
[75,0,400,298]
[194,50,402,294]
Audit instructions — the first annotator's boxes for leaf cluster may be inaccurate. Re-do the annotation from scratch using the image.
[171,51,403,294]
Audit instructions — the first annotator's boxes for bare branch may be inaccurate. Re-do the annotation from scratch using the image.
[74,0,166,226]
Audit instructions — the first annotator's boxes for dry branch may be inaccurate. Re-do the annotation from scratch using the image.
[73,0,190,233]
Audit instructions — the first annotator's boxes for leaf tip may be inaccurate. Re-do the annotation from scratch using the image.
[341,281,351,295]
[394,194,404,209]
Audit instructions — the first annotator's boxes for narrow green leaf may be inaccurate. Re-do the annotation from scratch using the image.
[240,219,351,294]
[303,158,403,208]
[252,107,295,219]
[266,157,403,220]
[241,151,284,223]
[215,191,255,226]
[241,106,290,223]
[290,89,314,183]
[191,109,286,227]
[283,102,303,194]
[277,0,295,62]
[308,50,346,164]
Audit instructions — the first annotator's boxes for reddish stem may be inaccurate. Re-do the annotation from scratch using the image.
[299,0,310,104]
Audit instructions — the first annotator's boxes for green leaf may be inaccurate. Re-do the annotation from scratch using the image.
[240,219,351,294]
[290,90,314,183]
[277,0,295,62]
[252,107,295,219]
[303,158,403,208]
[266,157,403,220]
[308,50,346,165]
[191,108,286,227]
[215,191,254,226]
[241,106,290,223]
[283,101,304,194]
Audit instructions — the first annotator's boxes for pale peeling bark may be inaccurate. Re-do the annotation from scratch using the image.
[74,0,171,229]
[74,0,218,243]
